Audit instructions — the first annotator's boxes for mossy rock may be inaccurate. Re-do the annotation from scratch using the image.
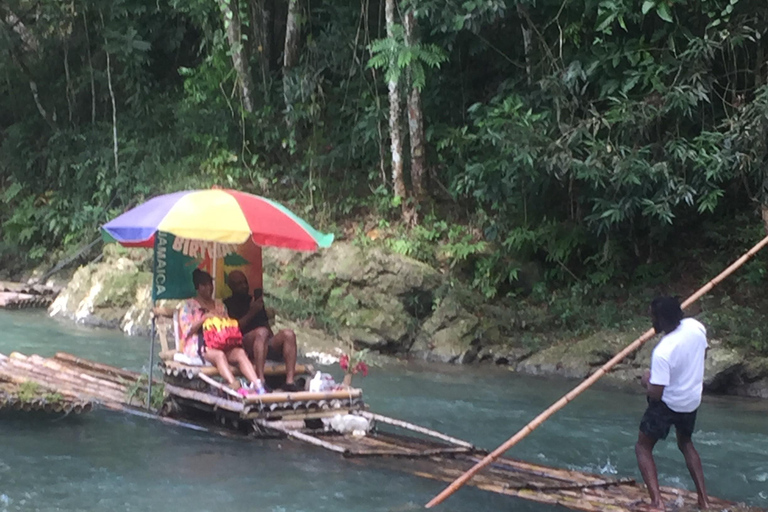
[516,330,641,379]
[92,263,148,309]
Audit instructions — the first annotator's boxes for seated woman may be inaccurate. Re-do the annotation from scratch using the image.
[178,269,266,396]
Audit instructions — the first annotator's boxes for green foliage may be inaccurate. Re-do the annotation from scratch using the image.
[700,294,768,354]
[368,23,447,90]
[16,381,42,402]
[125,377,165,410]
[2,0,768,355]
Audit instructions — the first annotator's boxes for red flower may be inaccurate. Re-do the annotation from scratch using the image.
[339,354,349,371]
[355,361,369,377]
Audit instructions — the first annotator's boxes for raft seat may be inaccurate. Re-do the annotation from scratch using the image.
[154,311,312,381]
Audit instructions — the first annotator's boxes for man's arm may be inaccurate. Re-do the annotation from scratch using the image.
[641,369,665,400]
[234,296,264,329]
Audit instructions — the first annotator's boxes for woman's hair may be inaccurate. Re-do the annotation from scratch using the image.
[192,268,213,290]
[651,296,683,333]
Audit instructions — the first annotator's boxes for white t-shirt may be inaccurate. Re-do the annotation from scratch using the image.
[649,318,708,413]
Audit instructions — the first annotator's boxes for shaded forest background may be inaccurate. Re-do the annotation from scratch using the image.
[2,0,768,353]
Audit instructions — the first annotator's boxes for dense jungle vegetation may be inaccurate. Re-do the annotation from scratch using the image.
[2,0,768,353]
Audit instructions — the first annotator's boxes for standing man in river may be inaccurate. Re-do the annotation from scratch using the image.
[635,296,710,511]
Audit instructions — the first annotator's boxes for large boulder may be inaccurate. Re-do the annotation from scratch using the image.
[409,288,517,364]
[515,330,641,380]
[49,247,153,336]
[410,291,481,363]
[263,242,442,353]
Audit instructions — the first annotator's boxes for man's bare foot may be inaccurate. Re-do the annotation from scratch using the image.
[647,500,666,512]
[697,498,710,510]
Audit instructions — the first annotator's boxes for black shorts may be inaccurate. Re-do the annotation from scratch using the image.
[639,398,698,440]
[242,330,284,362]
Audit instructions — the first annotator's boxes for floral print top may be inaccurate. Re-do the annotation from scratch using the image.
[177,298,227,357]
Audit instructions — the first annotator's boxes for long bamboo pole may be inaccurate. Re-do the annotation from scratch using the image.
[425,232,768,508]
[357,411,475,449]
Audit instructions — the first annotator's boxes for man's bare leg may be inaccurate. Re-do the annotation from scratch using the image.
[270,329,297,384]
[636,431,665,511]
[676,432,709,509]
[244,327,270,382]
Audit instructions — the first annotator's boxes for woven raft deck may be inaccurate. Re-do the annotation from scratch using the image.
[369,448,757,512]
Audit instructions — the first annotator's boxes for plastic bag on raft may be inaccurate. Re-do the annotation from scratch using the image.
[323,414,371,436]
[309,371,337,392]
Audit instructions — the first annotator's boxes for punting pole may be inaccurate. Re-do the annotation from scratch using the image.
[147,309,156,410]
[425,232,768,508]
[147,235,159,411]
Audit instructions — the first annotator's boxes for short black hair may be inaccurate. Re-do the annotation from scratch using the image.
[192,268,213,290]
[651,296,683,332]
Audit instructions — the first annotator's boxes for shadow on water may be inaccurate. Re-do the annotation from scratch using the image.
[1,310,766,511]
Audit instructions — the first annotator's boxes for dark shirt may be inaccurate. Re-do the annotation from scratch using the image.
[224,294,269,334]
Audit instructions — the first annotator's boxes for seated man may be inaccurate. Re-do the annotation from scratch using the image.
[224,270,299,391]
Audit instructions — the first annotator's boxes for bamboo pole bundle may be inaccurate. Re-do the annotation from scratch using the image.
[6,354,125,396]
[4,356,128,403]
[197,373,242,399]
[53,352,147,383]
[17,352,129,391]
[346,446,474,458]
[357,411,475,449]
[164,383,244,413]
[426,232,768,508]
[0,376,93,414]
[243,389,362,405]
[28,355,128,393]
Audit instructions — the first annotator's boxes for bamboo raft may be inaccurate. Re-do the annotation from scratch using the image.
[0,351,151,412]
[0,281,60,310]
[0,351,762,512]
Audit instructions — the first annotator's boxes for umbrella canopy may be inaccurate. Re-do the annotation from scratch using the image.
[101,189,333,251]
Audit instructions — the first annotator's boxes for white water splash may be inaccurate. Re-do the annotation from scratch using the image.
[599,458,618,475]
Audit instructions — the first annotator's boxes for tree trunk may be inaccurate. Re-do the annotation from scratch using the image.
[101,12,119,176]
[263,0,274,71]
[248,0,270,97]
[405,10,425,224]
[218,0,255,113]
[385,0,408,221]
[1,8,56,130]
[63,44,74,125]
[283,0,300,126]
[517,3,532,86]
[82,10,96,124]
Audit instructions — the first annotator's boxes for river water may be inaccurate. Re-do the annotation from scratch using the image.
[0,309,766,512]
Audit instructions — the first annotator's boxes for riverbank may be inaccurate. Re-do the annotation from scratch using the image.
[23,241,768,401]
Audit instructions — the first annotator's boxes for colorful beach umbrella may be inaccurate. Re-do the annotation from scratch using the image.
[101,189,334,252]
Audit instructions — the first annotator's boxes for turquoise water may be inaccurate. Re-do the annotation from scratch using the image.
[1,309,766,511]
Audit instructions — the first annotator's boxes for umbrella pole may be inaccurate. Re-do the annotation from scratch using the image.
[425,232,768,509]
[213,243,218,297]
[147,313,156,411]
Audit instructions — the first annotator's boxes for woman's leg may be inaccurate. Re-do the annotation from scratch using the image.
[226,346,261,385]
[203,348,238,387]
